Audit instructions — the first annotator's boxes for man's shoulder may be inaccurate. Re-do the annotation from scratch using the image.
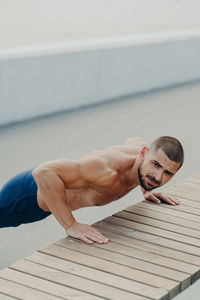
[105,139,147,157]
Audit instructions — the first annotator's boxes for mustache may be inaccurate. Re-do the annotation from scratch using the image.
[147,175,161,185]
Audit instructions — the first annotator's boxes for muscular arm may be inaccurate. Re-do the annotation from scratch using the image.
[33,157,113,243]
[33,160,85,230]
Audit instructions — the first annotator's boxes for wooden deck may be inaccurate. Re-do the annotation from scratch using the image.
[1,173,200,300]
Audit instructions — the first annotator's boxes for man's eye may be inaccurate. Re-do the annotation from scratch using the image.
[165,171,172,176]
[153,161,159,167]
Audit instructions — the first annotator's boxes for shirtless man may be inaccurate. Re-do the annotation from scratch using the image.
[0,136,184,244]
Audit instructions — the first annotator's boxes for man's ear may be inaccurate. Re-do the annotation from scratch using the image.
[139,146,148,159]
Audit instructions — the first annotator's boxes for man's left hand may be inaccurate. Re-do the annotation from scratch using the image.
[144,191,180,205]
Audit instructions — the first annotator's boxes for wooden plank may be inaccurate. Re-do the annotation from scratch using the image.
[142,201,200,219]
[94,222,200,284]
[162,194,200,210]
[170,177,200,189]
[104,216,200,253]
[102,217,200,257]
[0,268,102,300]
[123,207,200,237]
[0,276,60,300]
[0,172,200,300]
[94,222,198,274]
[56,238,190,283]
[25,251,168,300]
[188,173,200,179]
[162,173,200,202]
[180,176,200,185]
[0,294,17,300]
[95,221,200,268]
[166,188,200,207]
[125,205,200,231]
[115,210,200,239]
[10,259,150,300]
[184,177,200,186]
[170,186,200,198]
[162,189,200,203]
[40,243,180,298]
[136,202,200,226]
[173,181,200,191]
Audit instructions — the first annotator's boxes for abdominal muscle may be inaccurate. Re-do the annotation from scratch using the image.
[36,187,104,213]
[66,188,108,210]
[67,181,137,211]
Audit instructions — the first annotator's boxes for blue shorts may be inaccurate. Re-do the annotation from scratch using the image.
[0,168,51,228]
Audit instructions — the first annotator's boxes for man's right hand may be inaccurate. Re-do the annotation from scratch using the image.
[66,222,109,244]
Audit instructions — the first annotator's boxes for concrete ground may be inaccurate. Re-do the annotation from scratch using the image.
[0,80,200,269]
[1,0,200,49]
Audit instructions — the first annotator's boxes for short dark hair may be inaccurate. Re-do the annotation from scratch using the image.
[149,136,184,169]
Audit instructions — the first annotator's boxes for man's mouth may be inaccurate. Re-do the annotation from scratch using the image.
[146,176,159,186]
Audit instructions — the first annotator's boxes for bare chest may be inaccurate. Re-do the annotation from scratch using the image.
[67,179,137,210]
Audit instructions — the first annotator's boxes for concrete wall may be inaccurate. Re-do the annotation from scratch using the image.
[1,30,200,126]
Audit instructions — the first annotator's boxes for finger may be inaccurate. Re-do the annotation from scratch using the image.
[82,236,94,244]
[153,192,179,205]
[157,194,177,205]
[90,228,109,242]
[147,194,161,204]
[87,235,104,244]
[169,196,180,205]
[162,196,176,205]
[86,232,108,244]
[165,196,180,205]
[158,192,181,205]
[86,232,104,243]
[92,231,109,242]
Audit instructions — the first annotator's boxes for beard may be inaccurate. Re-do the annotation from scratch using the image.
[138,162,159,191]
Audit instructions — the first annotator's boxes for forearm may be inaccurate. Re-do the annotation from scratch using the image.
[33,168,76,230]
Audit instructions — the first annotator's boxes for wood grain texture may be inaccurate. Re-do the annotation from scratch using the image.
[1,172,200,300]
[9,259,150,300]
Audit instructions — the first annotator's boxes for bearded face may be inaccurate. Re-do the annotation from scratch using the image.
[138,148,180,191]
[138,161,161,191]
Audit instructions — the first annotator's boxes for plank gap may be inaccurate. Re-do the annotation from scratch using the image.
[114,212,200,239]
[124,206,200,231]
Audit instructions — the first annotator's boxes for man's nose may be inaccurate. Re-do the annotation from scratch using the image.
[155,169,163,183]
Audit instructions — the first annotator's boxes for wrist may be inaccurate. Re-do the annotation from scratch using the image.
[52,211,76,232]
[64,218,77,231]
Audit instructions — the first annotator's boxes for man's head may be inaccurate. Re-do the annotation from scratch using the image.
[138,136,184,191]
